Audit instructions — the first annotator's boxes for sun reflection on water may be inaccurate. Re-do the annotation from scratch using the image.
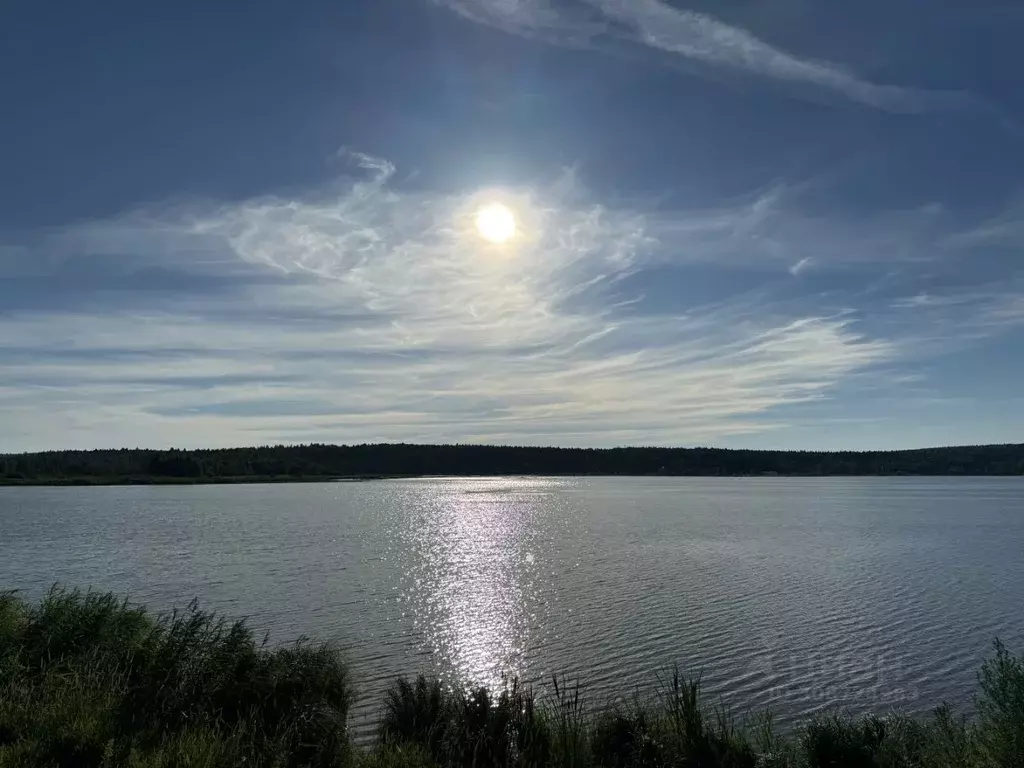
[399,478,549,690]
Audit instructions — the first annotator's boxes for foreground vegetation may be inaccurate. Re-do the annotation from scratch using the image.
[3,442,1024,484]
[2,589,1023,767]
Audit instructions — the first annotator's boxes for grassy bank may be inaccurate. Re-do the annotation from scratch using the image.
[1,589,1022,767]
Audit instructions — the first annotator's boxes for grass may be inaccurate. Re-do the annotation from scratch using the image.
[0,587,352,767]
[1,588,1022,767]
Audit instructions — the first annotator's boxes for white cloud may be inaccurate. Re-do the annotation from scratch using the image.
[789,257,813,276]
[0,157,897,451]
[431,0,961,112]
[881,281,1024,360]
[889,292,984,310]
[988,296,1024,327]
[945,197,1024,248]
[589,0,940,111]
[432,0,602,43]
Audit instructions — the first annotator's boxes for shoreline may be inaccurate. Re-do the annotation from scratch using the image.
[3,471,1024,487]
[4,443,1023,484]
[0,474,416,487]
[2,586,1021,767]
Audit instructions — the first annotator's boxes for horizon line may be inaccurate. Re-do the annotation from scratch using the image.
[5,441,1023,458]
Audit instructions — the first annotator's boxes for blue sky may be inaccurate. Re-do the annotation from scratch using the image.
[2,0,1024,452]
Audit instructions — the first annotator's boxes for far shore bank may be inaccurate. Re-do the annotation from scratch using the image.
[4,443,1023,486]
[4,470,1024,487]
[0,474,416,487]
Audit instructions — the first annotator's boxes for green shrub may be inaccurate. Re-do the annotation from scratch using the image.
[381,675,451,757]
[919,705,974,767]
[0,587,352,768]
[357,743,439,768]
[591,703,663,767]
[976,640,1024,767]
[379,676,549,768]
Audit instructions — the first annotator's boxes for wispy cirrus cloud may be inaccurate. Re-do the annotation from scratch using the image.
[0,154,904,451]
[789,257,813,276]
[431,0,964,112]
[434,0,603,43]
[6,152,1024,452]
[944,197,1024,248]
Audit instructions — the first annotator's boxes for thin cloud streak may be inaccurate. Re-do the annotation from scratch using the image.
[434,0,603,43]
[431,0,963,111]
[588,0,943,111]
[789,257,813,276]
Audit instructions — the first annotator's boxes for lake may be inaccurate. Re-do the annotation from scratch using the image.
[2,477,1022,735]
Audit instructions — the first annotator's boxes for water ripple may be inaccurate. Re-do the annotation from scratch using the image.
[2,477,1023,740]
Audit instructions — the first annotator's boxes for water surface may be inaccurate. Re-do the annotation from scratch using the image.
[2,477,1022,732]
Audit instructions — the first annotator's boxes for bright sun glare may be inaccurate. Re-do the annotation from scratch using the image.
[474,203,517,244]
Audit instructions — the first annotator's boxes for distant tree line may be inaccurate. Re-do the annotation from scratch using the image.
[2,443,1023,482]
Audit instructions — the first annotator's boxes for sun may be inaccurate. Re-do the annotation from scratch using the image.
[474,203,517,244]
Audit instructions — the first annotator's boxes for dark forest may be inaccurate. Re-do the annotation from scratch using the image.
[3,443,1023,484]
